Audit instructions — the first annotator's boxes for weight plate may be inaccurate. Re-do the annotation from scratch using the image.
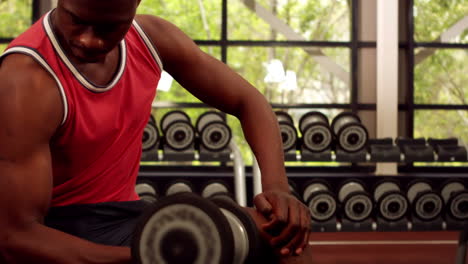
[160,110,191,132]
[164,121,195,151]
[307,190,337,222]
[336,123,368,152]
[275,111,294,124]
[302,182,329,203]
[299,111,329,133]
[165,181,194,196]
[338,181,365,203]
[149,114,156,125]
[448,190,468,220]
[377,191,409,221]
[279,121,298,152]
[210,195,261,263]
[196,111,225,133]
[374,181,400,202]
[413,192,443,221]
[407,181,432,204]
[200,121,231,152]
[441,181,465,203]
[202,181,230,199]
[302,123,332,152]
[132,192,234,264]
[343,192,373,222]
[142,122,159,151]
[331,112,361,136]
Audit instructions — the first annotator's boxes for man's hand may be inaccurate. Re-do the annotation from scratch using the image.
[254,190,311,257]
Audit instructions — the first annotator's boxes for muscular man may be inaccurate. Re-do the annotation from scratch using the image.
[0,0,311,263]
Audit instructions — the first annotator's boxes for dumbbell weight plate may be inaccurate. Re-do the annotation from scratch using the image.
[306,190,337,222]
[413,192,443,221]
[160,110,191,132]
[374,181,400,203]
[441,181,465,203]
[278,121,298,152]
[336,123,368,153]
[338,180,366,203]
[377,191,409,221]
[447,190,468,220]
[132,192,234,264]
[200,121,232,152]
[164,121,195,151]
[210,195,261,264]
[196,111,225,133]
[407,181,432,204]
[201,181,232,200]
[330,112,361,136]
[135,182,158,204]
[299,111,329,133]
[149,114,156,125]
[275,111,294,124]
[301,123,333,152]
[165,180,194,196]
[142,122,160,151]
[342,191,374,222]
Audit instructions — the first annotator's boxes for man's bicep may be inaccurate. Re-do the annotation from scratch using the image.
[0,55,61,226]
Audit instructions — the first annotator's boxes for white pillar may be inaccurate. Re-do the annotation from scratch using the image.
[376,0,399,175]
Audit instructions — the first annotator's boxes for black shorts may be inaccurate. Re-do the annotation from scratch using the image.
[44,200,150,247]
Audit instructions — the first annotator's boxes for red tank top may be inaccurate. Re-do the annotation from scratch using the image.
[2,11,162,206]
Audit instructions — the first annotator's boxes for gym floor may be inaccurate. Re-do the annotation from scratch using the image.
[307,231,465,264]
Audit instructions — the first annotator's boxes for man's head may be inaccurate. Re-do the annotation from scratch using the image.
[53,0,141,63]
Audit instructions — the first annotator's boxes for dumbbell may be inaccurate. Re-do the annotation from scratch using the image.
[440,180,468,221]
[195,111,232,152]
[160,110,195,151]
[142,115,160,151]
[298,111,332,152]
[132,192,261,264]
[302,180,337,222]
[406,180,444,221]
[165,180,194,196]
[330,112,368,152]
[338,180,373,222]
[201,180,233,200]
[373,179,409,221]
[288,180,303,202]
[275,111,298,152]
[135,180,159,204]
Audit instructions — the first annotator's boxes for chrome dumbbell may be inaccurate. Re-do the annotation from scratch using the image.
[407,180,444,221]
[331,112,368,152]
[298,111,332,152]
[275,111,298,152]
[302,180,337,222]
[373,179,409,221]
[196,111,232,152]
[440,180,468,221]
[338,180,374,222]
[160,110,195,151]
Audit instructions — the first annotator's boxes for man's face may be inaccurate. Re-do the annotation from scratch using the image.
[54,0,140,63]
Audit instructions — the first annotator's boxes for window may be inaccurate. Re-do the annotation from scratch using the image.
[406,0,468,149]
[137,0,364,164]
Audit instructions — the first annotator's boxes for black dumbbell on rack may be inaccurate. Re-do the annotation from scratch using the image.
[331,112,368,153]
[196,111,232,154]
[275,111,298,157]
[201,180,233,201]
[132,192,261,264]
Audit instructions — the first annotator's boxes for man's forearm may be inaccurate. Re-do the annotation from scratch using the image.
[238,94,289,192]
[1,222,132,264]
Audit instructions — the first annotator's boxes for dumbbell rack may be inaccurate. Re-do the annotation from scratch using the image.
[140,140,248,206]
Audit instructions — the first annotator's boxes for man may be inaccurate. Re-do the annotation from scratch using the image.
[0,0,311,263]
